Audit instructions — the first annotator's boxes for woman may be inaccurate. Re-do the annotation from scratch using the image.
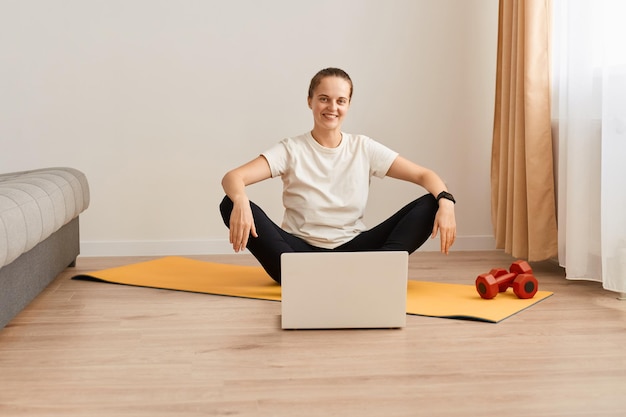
[220,67,456,283]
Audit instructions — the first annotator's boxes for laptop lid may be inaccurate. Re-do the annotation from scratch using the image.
[280,251,408,329]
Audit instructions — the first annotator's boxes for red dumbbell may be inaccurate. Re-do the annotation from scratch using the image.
[475,260,538,299]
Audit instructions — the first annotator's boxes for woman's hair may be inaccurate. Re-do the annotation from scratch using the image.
[308,67,353,100]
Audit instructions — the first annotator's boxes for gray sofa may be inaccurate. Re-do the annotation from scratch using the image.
[0,167,90,329]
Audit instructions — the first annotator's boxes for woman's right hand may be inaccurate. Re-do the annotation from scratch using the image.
[229,197,258,252]
[221,156,272,252]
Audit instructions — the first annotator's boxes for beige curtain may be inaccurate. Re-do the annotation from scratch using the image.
[491,0,557,261]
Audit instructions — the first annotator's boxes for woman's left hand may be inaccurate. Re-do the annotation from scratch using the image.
[431,199,456,254]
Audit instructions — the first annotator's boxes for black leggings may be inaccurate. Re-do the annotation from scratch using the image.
[219,194,438,283]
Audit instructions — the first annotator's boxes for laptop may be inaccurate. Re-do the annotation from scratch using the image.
[280,251,408,329]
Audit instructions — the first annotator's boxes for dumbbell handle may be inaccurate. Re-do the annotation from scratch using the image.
[491,271,518,292]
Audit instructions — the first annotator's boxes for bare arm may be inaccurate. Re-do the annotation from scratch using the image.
[221,156,272,252]
[386,156,457,254]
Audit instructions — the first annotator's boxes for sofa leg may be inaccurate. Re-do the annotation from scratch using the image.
[68,259,77,268]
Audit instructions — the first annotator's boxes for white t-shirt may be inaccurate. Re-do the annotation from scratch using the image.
[261,132,398,249]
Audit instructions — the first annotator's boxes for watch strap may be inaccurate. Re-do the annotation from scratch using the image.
[436,191,456,204]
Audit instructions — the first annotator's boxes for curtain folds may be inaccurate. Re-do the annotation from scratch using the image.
[491,0,558,261]
[552,0,626,294]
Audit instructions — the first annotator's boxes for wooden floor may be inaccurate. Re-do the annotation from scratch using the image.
[1,251,625,417]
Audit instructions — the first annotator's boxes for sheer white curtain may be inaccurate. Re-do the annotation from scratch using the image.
[552,0,626,296]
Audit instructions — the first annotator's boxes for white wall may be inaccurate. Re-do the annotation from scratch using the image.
[0,0,499,256]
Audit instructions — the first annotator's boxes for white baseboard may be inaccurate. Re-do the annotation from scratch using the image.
[80,236,496,257]
[418,235,496,252]
[79,239,242,257]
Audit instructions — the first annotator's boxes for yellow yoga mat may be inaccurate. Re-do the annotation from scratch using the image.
[72,256,553,323]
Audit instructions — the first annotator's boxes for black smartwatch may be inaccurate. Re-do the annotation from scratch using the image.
[436,191,456,204]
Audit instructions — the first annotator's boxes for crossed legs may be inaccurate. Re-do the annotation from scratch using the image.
[219,194,438,283]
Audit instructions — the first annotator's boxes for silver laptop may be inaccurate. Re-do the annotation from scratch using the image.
[281,251,408,329]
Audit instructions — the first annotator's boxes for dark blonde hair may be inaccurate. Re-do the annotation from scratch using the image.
[308,68,353,100]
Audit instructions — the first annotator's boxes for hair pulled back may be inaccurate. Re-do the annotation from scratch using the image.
[308,68,353,100]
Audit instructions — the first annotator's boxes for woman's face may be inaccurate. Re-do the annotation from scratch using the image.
[308,76,351,131]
